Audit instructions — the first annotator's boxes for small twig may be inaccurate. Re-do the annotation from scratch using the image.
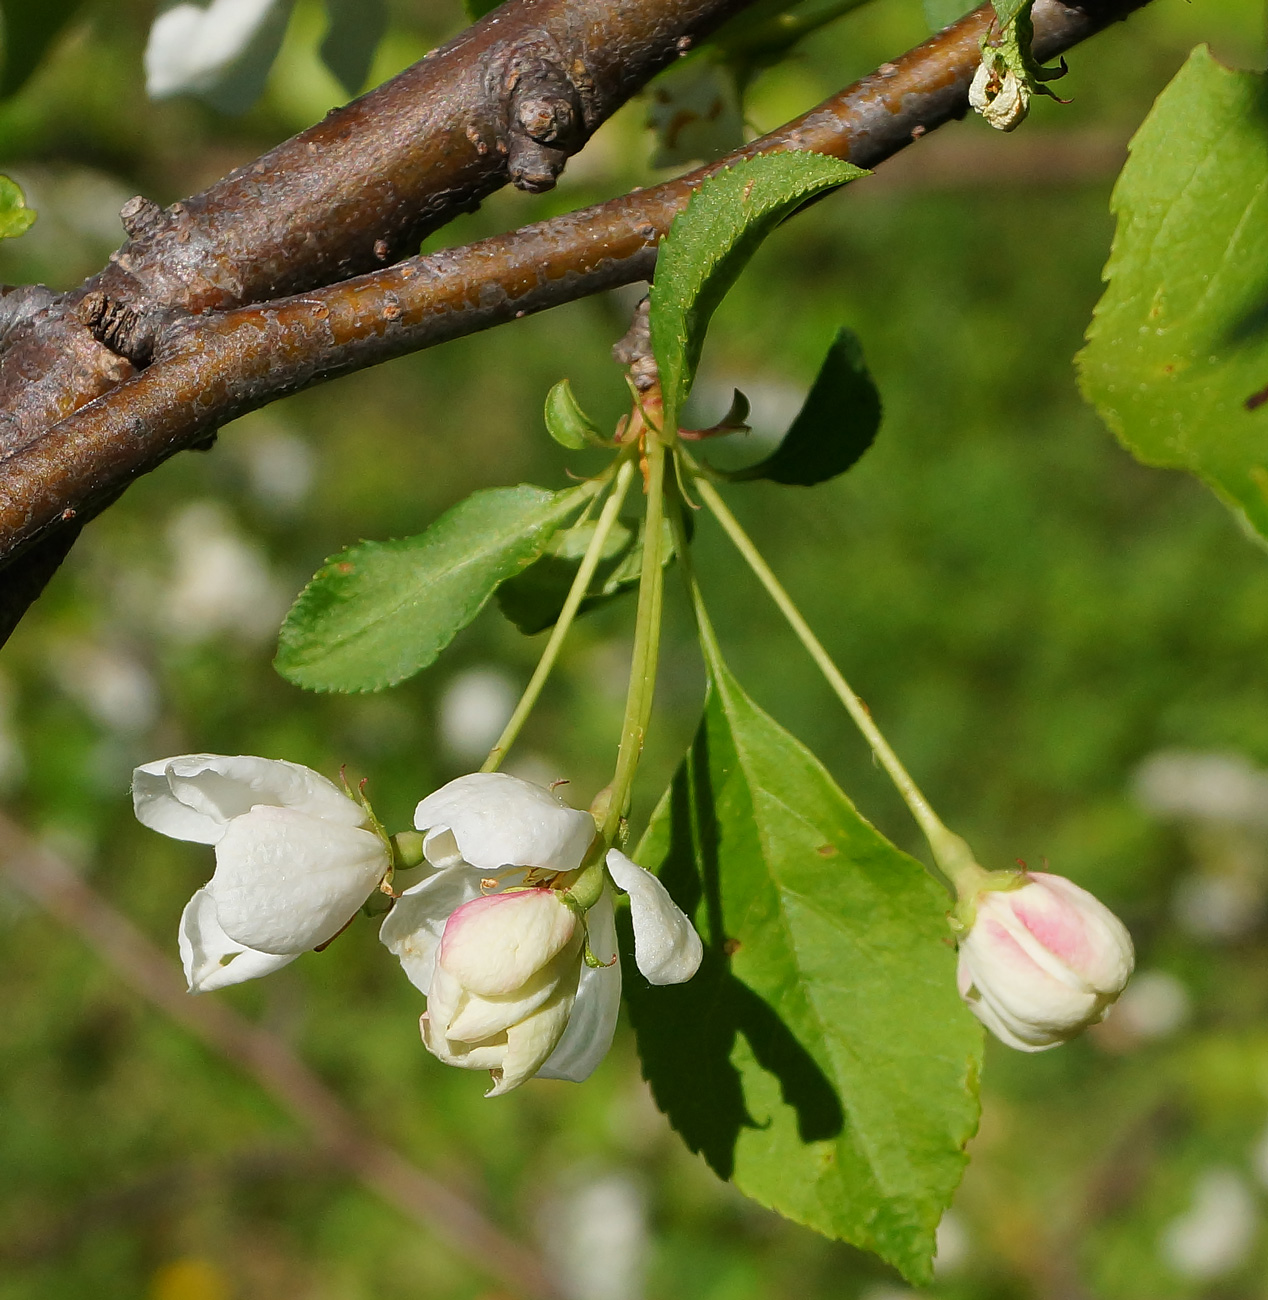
[0,811,561,1300]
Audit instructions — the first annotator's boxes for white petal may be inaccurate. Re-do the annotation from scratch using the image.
[960,913,1101,1037]
[444,941,579,1043]
[379,867,484,993]
[414,772,595,873]
[486,973,579,1097]
[439,889,577,996]
[133,753,366,845]
[606,849,702,985]
[538,886,622,1083]
[208,806,389,954]
[420,1022,508,1073]
[960,976,1057,1053]
[178,887,297,992]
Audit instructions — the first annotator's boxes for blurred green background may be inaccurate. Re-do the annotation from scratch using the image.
[2,1,1268,1296]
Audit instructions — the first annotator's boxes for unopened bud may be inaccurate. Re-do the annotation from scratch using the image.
[957,871,1134,1051]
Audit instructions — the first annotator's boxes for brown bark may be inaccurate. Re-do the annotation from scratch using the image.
[0,0,1154,642]
[0,0,759,459]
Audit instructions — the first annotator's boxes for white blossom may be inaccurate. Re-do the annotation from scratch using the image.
[134,754,390,992]
[968,60,1030,132]
[381,773,702,1095]
[957,871,1134,1051]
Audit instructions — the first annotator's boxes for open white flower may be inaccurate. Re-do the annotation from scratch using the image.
[380,772,702,1096]
[134,754,391,992]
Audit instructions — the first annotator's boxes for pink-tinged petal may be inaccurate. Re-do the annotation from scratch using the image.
[209,806,389,954]
[1023,873,1135,992]
[379,867,484,993]
[178,888,297,992]
[438,888,577,996]
[538,887,621,1083]
[606,849,702,986]
[414,772,595,874]
[134,753,367,845]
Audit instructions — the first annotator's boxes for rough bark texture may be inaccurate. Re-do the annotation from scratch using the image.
[0,0,1154,642]
[0,0,757,460]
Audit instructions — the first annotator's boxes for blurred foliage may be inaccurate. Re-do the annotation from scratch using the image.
[1,0,1267,1298]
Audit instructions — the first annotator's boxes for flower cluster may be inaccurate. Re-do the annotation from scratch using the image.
[134,752,1134,1074]
[381,772,702,1095]
[134,758,701,1094]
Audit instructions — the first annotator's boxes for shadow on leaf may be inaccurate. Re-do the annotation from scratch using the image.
[622,736,842,1181]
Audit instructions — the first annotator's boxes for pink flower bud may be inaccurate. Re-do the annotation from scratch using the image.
[957,871,1135,1051]
[426,888,583,1095]
[439,889,577,997]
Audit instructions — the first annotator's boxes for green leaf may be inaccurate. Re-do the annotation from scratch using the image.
[0,175,34,240]
[320,0,387,95]
[0,0,87,98]
[544,379,605,450]
[923,0,974,31]
[464,0,501,18]
[724,326,880,486]
[626,635,981,1283]
[496,512,683,635]
[1078,48,1268,541]
[276,485,586,692]
[497,518,635,635]
[991,0,1028,27]
[649,152,865,434]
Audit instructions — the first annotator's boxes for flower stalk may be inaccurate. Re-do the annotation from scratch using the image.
[602,420,669,843]
[686,460,988,896]
[482,456,637,774]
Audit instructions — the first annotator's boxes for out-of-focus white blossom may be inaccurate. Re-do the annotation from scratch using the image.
[145,0,293,111]
[957,871,1134,1051]
[933,1210,970,1276]
[134,754,390,992]
[1135,750,1268,828]
[438,667,520,765]
[1172,869,1265,940]
[1160,1168,1258,1279]
[238,423,315,514]
[1098,969,1191,1047]
[541,1171,648,1300]
[53,642,158,735]
[162,502,287,644]
[381,773,702,1095]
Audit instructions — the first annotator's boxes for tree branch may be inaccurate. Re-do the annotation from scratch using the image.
[0,0,758,458]
[0,0,1153,642]
[0,810,562,1299]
